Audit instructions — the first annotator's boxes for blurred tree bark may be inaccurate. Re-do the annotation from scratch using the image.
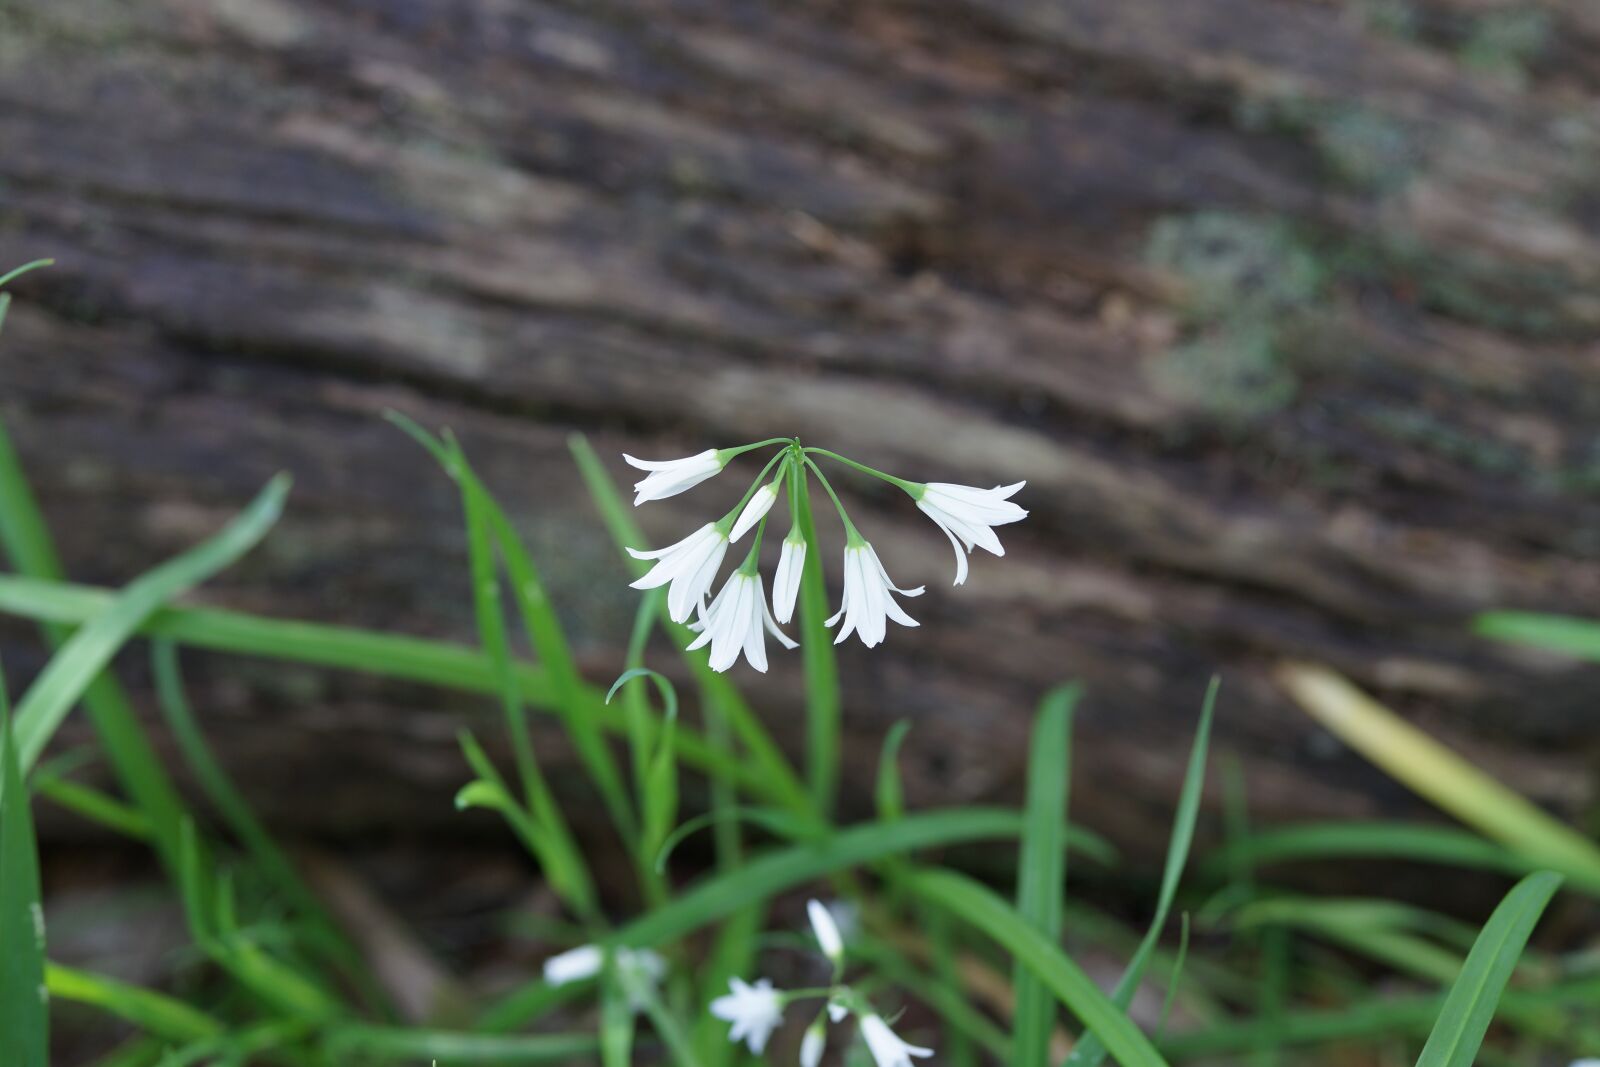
[2,0,1598,871]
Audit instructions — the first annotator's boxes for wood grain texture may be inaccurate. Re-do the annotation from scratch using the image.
[2,0,1598,872]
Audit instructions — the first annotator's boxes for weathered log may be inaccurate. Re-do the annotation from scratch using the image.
[2,0,1598,877]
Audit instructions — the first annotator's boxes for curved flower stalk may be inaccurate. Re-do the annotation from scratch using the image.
[707,899,936,1066]
[622,436,1024,666]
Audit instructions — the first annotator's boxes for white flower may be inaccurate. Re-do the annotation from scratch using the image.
[859,1014,933,1067]
[807,899,844,966]
[710,976,785,1054]
[800,1018,828,1067]
[542,945,664,991]
[688,571,797,672]
[730,483,778,542]
[826,543,923,648]
[772,531,806,624]
[1569,1061,1600,1066]
[625,450,724,505]
[628,523,729,623]
[915,481,1027,586]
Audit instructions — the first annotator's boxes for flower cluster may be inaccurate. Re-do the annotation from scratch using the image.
[626,439,1026,671]
[709,899,933,1067]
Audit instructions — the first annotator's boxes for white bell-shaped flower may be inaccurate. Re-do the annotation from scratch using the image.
[915,480,1027,585]
[710,976,785,1054]
[628,523,729,623]
[688,571,798,672]
[807,899,845,968]
[771,531,806,624]
[625,450,724,505]
[730,482,778,542]
[827,542,923,648]
[800,1018,828,1067]
[859,1014,933,1067]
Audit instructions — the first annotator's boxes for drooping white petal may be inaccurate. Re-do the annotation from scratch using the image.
[629,524,729,624]
[542,945,603,986]
[690,572,796,672]
[800,1021,828,1067]
[807,900,844,965]
[709,977,785,1054]
[915,480,1027,584]
[828,543,920,648]
[772,534,806,624]
[625,450,724,505]
[729,483,777,542]
[859,1014,934,1067]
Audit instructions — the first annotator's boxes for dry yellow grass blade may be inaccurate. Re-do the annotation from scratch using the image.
[1276,662,1600,892]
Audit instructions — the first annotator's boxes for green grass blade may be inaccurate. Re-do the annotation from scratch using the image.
[1206,822,1548,883]
[33,774,151,840]
[0,574,778,802]
[910,867,1171,1067]
[875,721,911,822]
[1064,677,1218,1067]
[323,1023,599,1062]
[1014,683,1080,1067]
[794,473,841,816]
[1413,870,1564,1067]
[1474,611,1600,662]
[0,260,53,290]
[46,962,223,1043]
[0,420,200,877]
[12,475,290,771]
[0,677,48,1067]
[569,434,813,820]
[150,642,354,963]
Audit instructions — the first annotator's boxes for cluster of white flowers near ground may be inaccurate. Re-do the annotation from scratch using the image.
[708,899,934,1066]
[626,439,1027,671]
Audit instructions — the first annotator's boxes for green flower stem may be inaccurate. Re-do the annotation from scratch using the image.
[804,447,922,497]
[718,437,795,465]
[802,457,862,545]
[737,517,769,576]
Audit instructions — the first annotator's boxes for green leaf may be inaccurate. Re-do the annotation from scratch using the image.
[32,774,151,840]
[874,721,911,823]
[1413,870,1564,1067]
[600,955,636,1067]
[323,1023,599,1062]
[0,575,776,805]
[1205,821,1550,884]
[1475,610,1600,663]
[150,642,352,960]
[910,867,1171,1067]
[12,475,290,771]
[1014,683,1080,1067]
[794,469,842,816]
[46,962,222,1043]
[0,678,48,1067]
[1064,676,1217,1067]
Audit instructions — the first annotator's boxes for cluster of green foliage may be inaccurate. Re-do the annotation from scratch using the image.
[1,261,1598,1066]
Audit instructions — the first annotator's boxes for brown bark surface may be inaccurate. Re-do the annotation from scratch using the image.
[3,0,1599,866]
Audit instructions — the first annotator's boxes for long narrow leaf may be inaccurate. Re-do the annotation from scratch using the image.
[1413,871,1564,1067]
[1064,677,1218,1067]
[1278,663,1600,889]
[1014,683,1080,1067]
[0,575,777,804]
[794,471,841,815]
[0,679,47,1067]
[12,475,290,770]
[911,868,1171,1067]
